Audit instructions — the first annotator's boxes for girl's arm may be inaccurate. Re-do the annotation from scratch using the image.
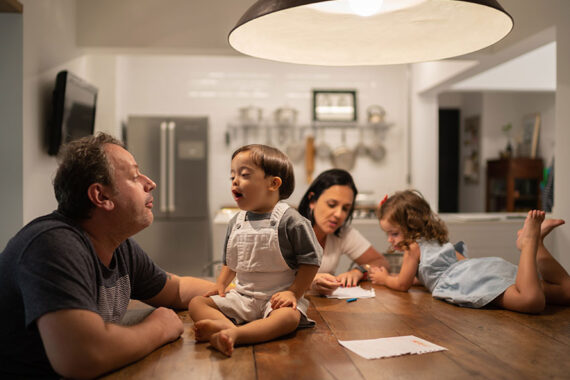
[369,243,420,292]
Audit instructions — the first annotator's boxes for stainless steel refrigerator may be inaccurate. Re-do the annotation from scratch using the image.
[126,116,210,276]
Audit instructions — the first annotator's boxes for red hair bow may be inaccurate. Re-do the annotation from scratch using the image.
[379,194,388,207]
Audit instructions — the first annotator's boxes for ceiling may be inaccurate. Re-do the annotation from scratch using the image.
[76,0,561,62]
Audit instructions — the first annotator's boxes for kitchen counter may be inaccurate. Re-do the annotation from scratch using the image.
[213,210,533,273]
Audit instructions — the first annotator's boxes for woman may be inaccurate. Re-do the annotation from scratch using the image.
[298,169,390,295]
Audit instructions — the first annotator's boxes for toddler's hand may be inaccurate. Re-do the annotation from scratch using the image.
[204,282,228,297]
[270,290,297,309]
[369,266,389,285]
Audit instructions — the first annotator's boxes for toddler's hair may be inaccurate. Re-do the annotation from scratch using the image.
[232,144,295,200]
[377,190,448,248]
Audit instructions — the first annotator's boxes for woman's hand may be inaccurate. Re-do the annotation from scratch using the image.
[271,290,297,309]
[368,266,389,285]
[336,269,363,288]
[311,273,341,295]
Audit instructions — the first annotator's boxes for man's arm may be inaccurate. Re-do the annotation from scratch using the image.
[38,307,183,379]
[144,273,216,310]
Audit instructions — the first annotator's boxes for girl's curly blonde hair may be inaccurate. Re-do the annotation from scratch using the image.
[377,190,448,249]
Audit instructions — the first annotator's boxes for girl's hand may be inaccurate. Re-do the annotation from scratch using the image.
[311,273,341,295]
[271,290,297,309]
[368,266,389,285]
[336,269,363,288]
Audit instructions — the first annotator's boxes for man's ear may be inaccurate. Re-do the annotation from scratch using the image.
[268,176,282,192]
[87,183,115,211]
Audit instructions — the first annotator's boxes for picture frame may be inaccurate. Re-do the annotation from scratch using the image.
[463,115,480,184]
[312,90,357,122]
[520,113,541,158]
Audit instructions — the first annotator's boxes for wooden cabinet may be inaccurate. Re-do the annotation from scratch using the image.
[486,158,543,212]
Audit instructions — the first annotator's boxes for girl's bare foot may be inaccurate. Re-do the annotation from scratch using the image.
[194,319,232,342]
[517,210,545,249]
[210,329,236,356]
[540,219,565,241]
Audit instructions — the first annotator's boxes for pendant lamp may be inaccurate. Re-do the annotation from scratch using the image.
[228,0,513,66]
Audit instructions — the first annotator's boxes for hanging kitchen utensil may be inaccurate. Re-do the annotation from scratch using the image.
[354,127,369,157]
[305,135,315,183]
[315,127,332,160]
[368,128,386,162]
[367,105,386,125]
[239,105,263,125]
[331,128,356,171]
[274,106,298,126]
[286,128,305,163]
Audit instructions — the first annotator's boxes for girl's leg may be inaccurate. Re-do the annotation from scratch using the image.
[209,307,301,357]
[494,210,546,313]
[537,219,570,305]
[188,296,234,342]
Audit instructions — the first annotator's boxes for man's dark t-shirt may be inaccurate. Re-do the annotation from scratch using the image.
[0,212,167,378]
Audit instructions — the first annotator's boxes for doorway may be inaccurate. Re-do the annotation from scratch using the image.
[438,108,460,212]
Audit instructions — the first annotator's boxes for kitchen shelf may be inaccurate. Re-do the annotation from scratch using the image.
[486,158,543,212]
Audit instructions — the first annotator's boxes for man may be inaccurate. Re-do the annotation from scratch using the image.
[0,133,215,378]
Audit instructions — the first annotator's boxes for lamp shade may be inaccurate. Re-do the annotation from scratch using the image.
[228,0,513,66]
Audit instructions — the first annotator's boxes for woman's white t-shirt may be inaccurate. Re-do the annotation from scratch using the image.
[317,226,371,274]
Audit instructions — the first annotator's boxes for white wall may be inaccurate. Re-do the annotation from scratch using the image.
[0,13,23,249]
[21,0,119,224]
[552,8,570,272]
[116,55,410,217]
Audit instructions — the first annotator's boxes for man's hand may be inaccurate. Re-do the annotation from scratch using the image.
[145,307,184,342]
[270,290,297,309]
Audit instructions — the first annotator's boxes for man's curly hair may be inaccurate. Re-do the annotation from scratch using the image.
[53,133,123,220]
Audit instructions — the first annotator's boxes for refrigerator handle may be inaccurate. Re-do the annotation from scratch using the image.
[160,121,168,213]
[168,121,176,213]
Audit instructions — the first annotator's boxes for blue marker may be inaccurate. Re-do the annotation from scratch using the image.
[346,298,358,303]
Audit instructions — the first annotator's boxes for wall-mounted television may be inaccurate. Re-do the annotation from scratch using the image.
[48,70,98,155]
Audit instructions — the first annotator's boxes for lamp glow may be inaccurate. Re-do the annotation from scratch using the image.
[229,0,514,66]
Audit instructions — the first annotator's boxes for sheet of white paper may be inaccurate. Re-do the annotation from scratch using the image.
[326,286,375,299]
[338,335,447,359]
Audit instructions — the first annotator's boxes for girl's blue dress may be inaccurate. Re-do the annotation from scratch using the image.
[417,240,517,308]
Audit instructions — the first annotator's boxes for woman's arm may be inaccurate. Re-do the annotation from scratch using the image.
[336,245,390,287]
[355,245,390,269]
[369,243,420,292]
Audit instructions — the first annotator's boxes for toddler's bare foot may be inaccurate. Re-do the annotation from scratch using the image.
[194,319,231,342]
[517,210,545,249]
[540,219,565,241]
[210,329,236,357]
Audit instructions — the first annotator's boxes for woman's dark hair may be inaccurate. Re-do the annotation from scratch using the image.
[53,132,124,220]
[298,169,358,236]
[377,189,449,248]
[232,144,295,200]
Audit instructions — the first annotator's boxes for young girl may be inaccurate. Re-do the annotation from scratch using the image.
[370,190,570,314]
[188,144,322,356]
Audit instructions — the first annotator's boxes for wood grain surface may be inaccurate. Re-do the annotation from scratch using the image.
[101,283,570,379]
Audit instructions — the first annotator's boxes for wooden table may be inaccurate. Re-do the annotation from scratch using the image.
[101,283,570,379]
